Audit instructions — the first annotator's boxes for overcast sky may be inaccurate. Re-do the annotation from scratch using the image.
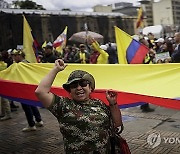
[6,0,141,12]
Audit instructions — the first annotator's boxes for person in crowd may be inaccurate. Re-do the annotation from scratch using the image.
[162,40,174,56]
[62,46,71,63]
[1,49,18,111]
[88,37,109,64]
[106,42,118,64]
[147,32,156,49]
[154,38,165,53]
[140,38,156,64]
[139,38,155,112]
[1,49,13,67]
[89,46,100,64]
[35,59,123,153]
[54,50,62,59]
[69,46,78,63]
[11,49,44,132]
[156,59,163,64]
[41,42,57,63]
[168,32,180,63]
[74,44,90,63]
[0,53,12,121]
[62,46,76,63]
[163,58,171,63]
[0,97,11,121]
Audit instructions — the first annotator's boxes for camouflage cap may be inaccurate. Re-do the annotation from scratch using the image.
[63,70,95,92]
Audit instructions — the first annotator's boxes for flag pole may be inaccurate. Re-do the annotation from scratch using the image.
[84,22,90,52]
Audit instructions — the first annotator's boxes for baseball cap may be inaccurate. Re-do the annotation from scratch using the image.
[100,45,107,51]
[45,42,53,49]
[155,38,164,43]
[79,44,86,48]
[11,49,23,55]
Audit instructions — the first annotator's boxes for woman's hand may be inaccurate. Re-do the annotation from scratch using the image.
[106,90,118,106]
[54,59,67,72]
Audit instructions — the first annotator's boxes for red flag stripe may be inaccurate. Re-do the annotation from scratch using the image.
[0,79,179,110]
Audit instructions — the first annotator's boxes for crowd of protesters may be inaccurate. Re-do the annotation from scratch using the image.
[139,32,180,64]
[1,32,179,66]
[0,32,179,127]
[39,32,179,65]
[39,38,117,64]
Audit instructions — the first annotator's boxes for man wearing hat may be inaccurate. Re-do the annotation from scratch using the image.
[35,59,123,153]
[41,42,57,63]
[74,44,90,63]
[154,38,164,53]
[170,32,180,63]
[0,53,12,121]
[11,49,29,63]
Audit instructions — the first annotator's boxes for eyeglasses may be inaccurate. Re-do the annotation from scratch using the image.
[69,80,90,89]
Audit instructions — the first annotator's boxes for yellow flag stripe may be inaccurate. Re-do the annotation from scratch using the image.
[0,63,180,99]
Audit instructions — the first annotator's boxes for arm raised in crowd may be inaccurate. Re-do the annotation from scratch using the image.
[106,90,122,128]
[35,59,67,108]
[89,37,109,57]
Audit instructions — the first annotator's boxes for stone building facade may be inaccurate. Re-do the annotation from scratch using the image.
[0,9,134,50]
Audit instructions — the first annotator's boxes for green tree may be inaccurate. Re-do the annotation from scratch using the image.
[12,0,45,10]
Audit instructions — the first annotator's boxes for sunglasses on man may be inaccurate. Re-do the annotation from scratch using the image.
[69,80,90,89]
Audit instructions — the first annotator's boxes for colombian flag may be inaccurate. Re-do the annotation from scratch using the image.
[115,26,148,64]
[0,63,180,110]
[23,15,40,63]
[32,34,41,63]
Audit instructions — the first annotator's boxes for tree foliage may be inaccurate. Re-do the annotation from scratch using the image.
[12,0,45,10]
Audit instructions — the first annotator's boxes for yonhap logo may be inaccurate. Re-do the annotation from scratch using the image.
[147,133,161,148]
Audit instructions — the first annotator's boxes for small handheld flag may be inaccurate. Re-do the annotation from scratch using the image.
[115,26,148,64]
[53,26,68,53]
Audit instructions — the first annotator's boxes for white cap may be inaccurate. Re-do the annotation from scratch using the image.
[46,42,53,47]
[155,38,164,43]
[111,43,117,48]
[7,49,12,54]
[144,37,149,40]
[132,35,140,41]
[168,37,172,41]
[100,45,107,51]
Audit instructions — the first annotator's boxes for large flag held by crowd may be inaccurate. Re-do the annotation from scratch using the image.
[115,26,148,64]
[23,15,40,63]
[0,63,180,110]
[1,18,180,111]
[53,26,68,53]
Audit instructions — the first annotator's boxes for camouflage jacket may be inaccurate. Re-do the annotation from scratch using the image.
[48,95,112,154]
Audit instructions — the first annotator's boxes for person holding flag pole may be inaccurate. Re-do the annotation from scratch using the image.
[14,15,44,132]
